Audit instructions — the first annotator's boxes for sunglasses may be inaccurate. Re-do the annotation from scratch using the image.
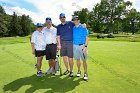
[46,18,51,21]
[73,18,79,21]
[60,16,66,19]
[37,26,43,28]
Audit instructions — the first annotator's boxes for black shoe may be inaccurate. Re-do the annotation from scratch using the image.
[63,70,69,75]
[37,70,44,77]
[69,72,73,77]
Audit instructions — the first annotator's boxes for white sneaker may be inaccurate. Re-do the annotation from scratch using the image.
[46,68,53,74]
[77,71,81,77]
[83,73,88,80]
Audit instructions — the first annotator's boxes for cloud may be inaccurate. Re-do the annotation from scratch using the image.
[24,0,100,25]
[124,0,140,11]
[3,6,38,23]
[2,0,140,25]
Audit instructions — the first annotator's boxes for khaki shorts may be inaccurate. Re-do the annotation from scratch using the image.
[73,44,88,61]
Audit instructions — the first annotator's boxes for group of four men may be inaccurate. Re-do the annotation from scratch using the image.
[31,13,89,80]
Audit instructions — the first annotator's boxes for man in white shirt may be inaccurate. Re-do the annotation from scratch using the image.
[31,23,46,76]
[43,17,57,75]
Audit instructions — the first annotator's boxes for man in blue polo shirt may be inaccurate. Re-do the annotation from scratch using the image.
[73,16,89,80]
[57,13,75,77]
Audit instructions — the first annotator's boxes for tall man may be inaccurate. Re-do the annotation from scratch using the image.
[43,17,57,75]
[57,13,74,77]
[73,16,89,80]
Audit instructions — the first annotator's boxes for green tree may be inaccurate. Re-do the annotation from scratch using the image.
[73,0,134,34]
[21,15,32,36]
[124,9,140,34]
[0,6,7,37]
[92,0,132,33]
[9,12,22,36]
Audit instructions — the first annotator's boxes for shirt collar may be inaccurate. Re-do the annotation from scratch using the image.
[36,30,44,34]
[61,21,69,26]
[45,26,53,30]
[74,23,82,28]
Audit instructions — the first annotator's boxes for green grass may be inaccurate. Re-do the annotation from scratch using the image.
[0,37,140,93]
[89,33,140,42]
[0,37,30,45]
[89,37,140,42]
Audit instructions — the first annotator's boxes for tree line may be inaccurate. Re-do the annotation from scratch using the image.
[73,0,140,34]
[0,6,36,37]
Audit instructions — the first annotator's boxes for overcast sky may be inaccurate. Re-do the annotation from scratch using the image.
[0,0,140,25]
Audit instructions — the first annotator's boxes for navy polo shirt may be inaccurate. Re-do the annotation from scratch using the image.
[57,21,75,41]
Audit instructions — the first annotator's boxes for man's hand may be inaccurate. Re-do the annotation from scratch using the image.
[57,44,61,50]
[82,23,86,28]
[82,47,87,53]
[32,49,35,54]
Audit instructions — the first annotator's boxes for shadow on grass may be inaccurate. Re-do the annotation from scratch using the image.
[3,74,84,93]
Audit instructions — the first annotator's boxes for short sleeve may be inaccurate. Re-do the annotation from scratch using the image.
[57,25,60,36]
[31,32,36,43]
[70,21,75,27]
[83,27,89,37]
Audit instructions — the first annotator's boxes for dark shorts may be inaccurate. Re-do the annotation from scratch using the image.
[45,44,57,60]
[35,50,45,57]
[61,41,73,58]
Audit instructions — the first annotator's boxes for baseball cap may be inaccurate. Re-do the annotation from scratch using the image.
[59,13,65,18]
[73,15,79,21]
[36,23,43,27]
[46,17,52,22]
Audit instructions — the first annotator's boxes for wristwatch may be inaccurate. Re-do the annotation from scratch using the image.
[85,45,87,47]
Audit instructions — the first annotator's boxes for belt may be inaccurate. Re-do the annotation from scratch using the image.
[63,40,72,42]
[78,44,84,46]
[46,43,56,46]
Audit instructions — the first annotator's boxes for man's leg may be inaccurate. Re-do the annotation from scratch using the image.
[37,56,43,72]
[69,57,74,77]
[46,59,54,74]
[50,59,56,75]
[68,41,74,77]
[80,45,88,80]
[63,56,69,70]
[48,60,51,68]
[47,44,57,75]
[63,56,70,75]
[77,59,81,71]
[83,61,88,80]
[68,57,73,72]
[83,61,87,74]
[46,45,51,74]
[36,56,44,76]
[50,59,56,68]
[73,45,81,77]
[60,42,69,75]
[76,59,81,77]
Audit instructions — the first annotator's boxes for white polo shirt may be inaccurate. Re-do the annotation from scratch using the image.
[43,26,57,44]
[31,30,46,50]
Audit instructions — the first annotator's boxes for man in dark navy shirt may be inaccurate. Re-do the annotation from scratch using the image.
[57,13,74,77]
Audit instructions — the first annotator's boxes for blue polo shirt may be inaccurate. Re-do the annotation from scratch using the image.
[57,21,75,41]
[73,24,89,45]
